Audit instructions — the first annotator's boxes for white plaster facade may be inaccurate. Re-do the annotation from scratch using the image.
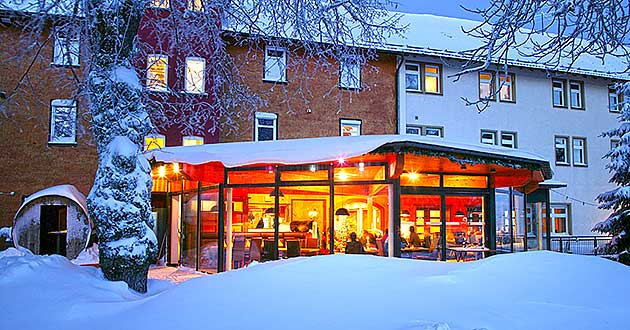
[396,54,620,236]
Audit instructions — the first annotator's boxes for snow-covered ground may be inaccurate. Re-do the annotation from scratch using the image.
[0,249,627,330]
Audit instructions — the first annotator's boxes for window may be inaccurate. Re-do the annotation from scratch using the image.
[405,64,420,91]
[144,134,165,150]
[339,56,361,89]
[264,46,287,82]
[550,204,570,235]
[569,81,584,109]
[552,79,566,107]
[405,62,441,94]
[53,27,80,66]
[188,0,203,11]
[340,119,361,136]
[182,136,204,146]
[185,57,205,93]
[572,137,587,166]
[147,55,168,91]
[406,125,444,137]
[479,71,495,100]
[424,64,441,94]
[150,0,169,8]
[49,99,77,144]
[480,130,497,145]
[255,112,277,141]
[500,132,517,148]
[609,85,623,113]
[611,139,621,150]
[498,73,515,102]
[554,136,570,165]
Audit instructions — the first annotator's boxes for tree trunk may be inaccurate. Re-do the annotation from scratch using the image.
[85,0,157,293]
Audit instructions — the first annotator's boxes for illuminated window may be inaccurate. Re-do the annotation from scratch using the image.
[479,71,495,100]
[182,136,204,146]
[572,137,587,166]
[569,81,584,109]
[339,55,361,89]
[424,64,440,93]
[49,99,77,145]
[551,204,570,234]
[185,57,205,93]
[145,134,165,150]
[552,79,566,107]
[147,54,168,91]
[340,119,361,136]
[188,0,203,11]
[150,0,169,8]
[255,112,277,141]
[554,136,569,165]
[405,64,421,91]
[609,85,623,113]
[443,175,488,188]
[53,27,79,66]
[498,73,515,102]
[480,130,497,145]
[264,46,287,82]
[500,132,517,149]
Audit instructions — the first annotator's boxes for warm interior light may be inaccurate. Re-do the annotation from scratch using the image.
[309,165,317,172]
[158,165,166,178]
[172,162,180,174]
[407,171,419,181]
[308,208,319,218]
[337,172,349,181]
[337,157,346,165]
[401,209,411,217]
[335,207,350,217]
[358,162,365,172]
[266,166,274,174]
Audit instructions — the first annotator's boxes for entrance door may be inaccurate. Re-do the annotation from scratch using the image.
[40,205,67,256]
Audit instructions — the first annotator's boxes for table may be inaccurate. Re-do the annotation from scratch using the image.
[447,246,495,261]
[401,246,429,258]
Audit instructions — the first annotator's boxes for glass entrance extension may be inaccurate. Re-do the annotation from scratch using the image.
[149,135,554,272]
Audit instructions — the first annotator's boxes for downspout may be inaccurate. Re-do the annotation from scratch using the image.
[395,55,405,135]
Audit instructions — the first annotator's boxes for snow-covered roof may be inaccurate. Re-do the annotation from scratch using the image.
[148,134,551,177]
[384,13,629,80]
[14,184,89,221]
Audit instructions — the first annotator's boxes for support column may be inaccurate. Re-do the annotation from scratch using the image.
[225,188,233,271]
[217,184,225,272]
[388,184,395,257]
[508,187,514,253]
[545,189,552,250]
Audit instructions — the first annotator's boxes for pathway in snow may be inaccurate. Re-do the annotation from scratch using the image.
[148,265,206,284]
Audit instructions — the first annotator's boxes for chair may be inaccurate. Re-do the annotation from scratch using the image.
[232,235,246,269]
[415,237,439,261]
[247,238,261,263]
[262,239,276,261]
[286,239,301,258]
[305,237,319,249]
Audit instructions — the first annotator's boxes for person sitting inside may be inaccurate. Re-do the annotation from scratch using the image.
[345,232,364,254]
[408,226,422,247]
[360,230,376,249]
[423,233,432,248]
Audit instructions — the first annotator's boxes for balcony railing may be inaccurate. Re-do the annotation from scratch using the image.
[550,236,612,256]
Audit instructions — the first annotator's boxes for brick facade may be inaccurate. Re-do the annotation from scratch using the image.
[0,22,97,228]
[221,44,398,142]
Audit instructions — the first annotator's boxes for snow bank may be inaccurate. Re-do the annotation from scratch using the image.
[0,252,628,330]
[71,243,99,265]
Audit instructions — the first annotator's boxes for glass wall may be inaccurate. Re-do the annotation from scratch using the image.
[400,195,441,260]
[198,188,219,273]
[181,190,198,268]
[445,196,486,261]
[513,191,526,252]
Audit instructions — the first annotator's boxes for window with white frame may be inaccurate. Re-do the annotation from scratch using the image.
[264,46,287,82]
[552,79,566,107]
[185,57,205,93]
[150,0,169,8]
[479,71,495,100]
[551,204,570,234]
[255,112,277,141]
[611,139,621,150]
[569,81,584,109]
[340,119,361,136]
[188,0,203,11]
[144,134,165,150]
[609,85,623,113]
[500,132,517,148]
[53,27,80,66]
[147,54,168,91]
[339,55,361,89]
[424,64,441,93]
[480,130,497,145]
[406,125,443,137]
[572,137,587,166]
[405,64,421,91]
[554,136,570,165]
[49,99,77,144]
[498,73,515,102]
[182,136,204,146]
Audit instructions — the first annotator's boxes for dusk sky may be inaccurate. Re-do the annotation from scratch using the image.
[390,0,491,21]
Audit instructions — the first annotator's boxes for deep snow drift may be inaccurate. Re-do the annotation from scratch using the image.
[0,250,628,330]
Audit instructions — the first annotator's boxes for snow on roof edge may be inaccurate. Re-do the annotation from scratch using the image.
[14,184,89,222]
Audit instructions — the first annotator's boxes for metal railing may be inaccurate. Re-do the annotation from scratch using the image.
[550,236,612,256]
